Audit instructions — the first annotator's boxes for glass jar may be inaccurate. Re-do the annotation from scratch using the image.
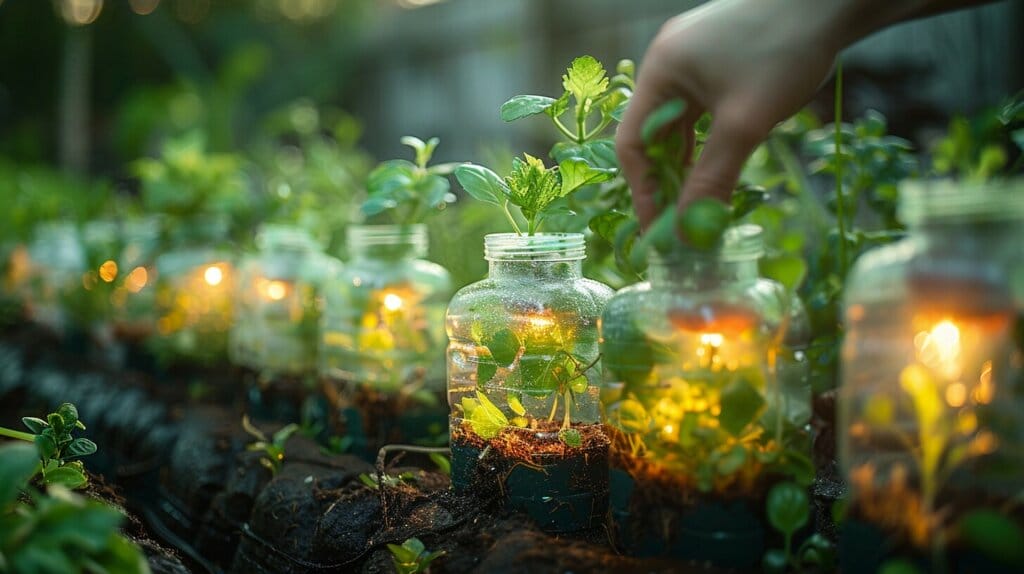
[839,179,1024,571]
[599,225,804,565]
[319,224,451,450]
[232,225,341,376]
[149,218,236,367]
[111,217,161,341]
[26,222,85,334]
[447,233,613,533]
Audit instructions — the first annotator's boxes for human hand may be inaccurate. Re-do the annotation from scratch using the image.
[616,0,839,228]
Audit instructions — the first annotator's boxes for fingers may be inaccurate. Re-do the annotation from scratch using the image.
[677,105,764,211]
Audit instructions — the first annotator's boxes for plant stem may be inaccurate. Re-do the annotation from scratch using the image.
[502,201,523,235]
[553,118,578,142]
[833,59,849,277]
[584,117,613,141]
[0,427,36,442]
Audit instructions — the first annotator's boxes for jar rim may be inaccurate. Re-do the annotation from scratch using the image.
[347,223,428,256]
[257,224,318,251]
[899,178,1024,224]
[484,232,586,261]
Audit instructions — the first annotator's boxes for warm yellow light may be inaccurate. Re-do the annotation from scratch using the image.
[528,314,555,329]
[700,332,724,347]
[99,260,118,282]
[383,293,403,311]
[204,265,223,286]
[915,319,962,379]
[126,266,148,293]
[58,0,103,25]
[265,280,288,301]
[129,0,159,15]
[945,382,967,408]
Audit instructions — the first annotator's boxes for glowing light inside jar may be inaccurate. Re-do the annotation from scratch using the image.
[204,265,223,286]
[125,266,148,293]
[265,280,288,301]
[383,293,404,311]
[99,260,118,283]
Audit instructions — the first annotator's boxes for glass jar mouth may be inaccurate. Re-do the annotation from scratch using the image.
[347,224,428,256]
[484,233,586,261]
[256,224,319,251]
[899,178,1024,225]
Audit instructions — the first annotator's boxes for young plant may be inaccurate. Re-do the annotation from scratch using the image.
[358,470,417,490]
[361,136,458,225]
[242,416,298,475]
[387,537,444,574]
[762,481,834,573]
[0,402,97,490]
[0,442,149,574]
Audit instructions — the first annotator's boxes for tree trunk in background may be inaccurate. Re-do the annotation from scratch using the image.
[59,25,90,175]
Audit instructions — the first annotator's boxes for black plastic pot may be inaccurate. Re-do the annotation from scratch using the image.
[610,470,765,569]
[451,440,609,533]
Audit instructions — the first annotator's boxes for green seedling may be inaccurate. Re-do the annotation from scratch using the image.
[0,402,97,490]
[359,471,417,490]
[387,537,445,574]
[362,136,458,225]
[242,416,298,475]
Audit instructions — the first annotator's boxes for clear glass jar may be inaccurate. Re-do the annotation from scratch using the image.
[599,225,804,564]
[839,179,1024,568]
[320,224,451,389]
[149,218,236,367]
[447,233,613,532]
[111,217,161,341]
[26,222,85,333]
[232,225,341,376]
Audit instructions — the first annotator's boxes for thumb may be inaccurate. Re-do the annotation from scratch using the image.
[677,109,765,211]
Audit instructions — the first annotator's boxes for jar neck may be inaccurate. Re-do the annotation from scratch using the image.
[649,251,760,288]
[912,219,1019,253]
[484,233,586,280]
[348,224,427,261]
[257,225,318,254]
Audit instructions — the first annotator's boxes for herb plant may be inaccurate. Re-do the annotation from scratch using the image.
[362,136,458,225]
[0,403,97,490]
[387,537,444,574]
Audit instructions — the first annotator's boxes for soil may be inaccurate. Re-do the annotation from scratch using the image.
[451,418,609,459]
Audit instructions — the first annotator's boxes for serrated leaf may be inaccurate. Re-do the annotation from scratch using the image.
[642,99,687,145]
[562,55,609,108]
[500,95,557,122]
[558,157,616,196]
[504,154,562,220]
[454,163,507,206]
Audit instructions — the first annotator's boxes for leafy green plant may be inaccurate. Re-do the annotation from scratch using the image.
[0,403,97,490]
[0,442,148,574]
[242,416,298,475]
[387,537,444,574]
[762,481,834,573]
[361,136,458,225]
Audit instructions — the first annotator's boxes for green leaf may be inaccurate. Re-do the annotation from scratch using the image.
[44,466,88,490]
[551,138,617,168]
[715,445,747,475]
[56,403,79,429]
[760,254,808,291]
[388,542,419,564]
[401,136,439,168]
[642,99,686,145]
[468,391,508,440]
[65,438,97,458]
[21,417,47,435]
[429,452,451,476]
[0,443,39,505]
[679,197,732,250]
[507,393,526,416]
[504,154,562,220]
[476,357,498,387]
[731,185,770,218]
[766,482,809,536]
[562,55,609,108]
[546,90,571,120]
[559,428,582,448]
[35,433,57,461]
[957,509,1024,565]
[272,423,299,447]
[558,157,616,196]
[500,95,557,122]
[454,164,507,206]
[610,100,629,122]
[719,376,766,436]
[483,328,520,366]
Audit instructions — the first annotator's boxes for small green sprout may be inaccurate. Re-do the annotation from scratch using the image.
[361,136,458,225]
[387,537,445,574]
[0,403,97,490]
[242,416,298,475]
[358,471,417,490]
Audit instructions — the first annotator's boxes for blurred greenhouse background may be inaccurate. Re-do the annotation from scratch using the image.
[0,0,1022,289]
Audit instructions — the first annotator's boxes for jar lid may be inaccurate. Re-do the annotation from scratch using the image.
[484,233,586,261]
[899,178,1024,225]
